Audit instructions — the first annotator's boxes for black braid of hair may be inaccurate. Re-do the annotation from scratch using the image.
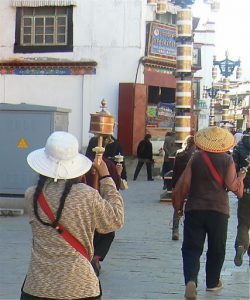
[33,175,51,227]
[34,175,82,228]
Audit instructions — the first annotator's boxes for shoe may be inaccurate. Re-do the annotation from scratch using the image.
[172,229,179,241]
[234,245,245,266]
[206,279,223,291]
[185,281,197,299]
[91,256,101,277]
[148,178,154,181]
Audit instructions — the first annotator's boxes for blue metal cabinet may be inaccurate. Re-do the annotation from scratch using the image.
[0,103,71,195]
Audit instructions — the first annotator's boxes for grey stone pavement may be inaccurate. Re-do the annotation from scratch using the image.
[0,164,249,300]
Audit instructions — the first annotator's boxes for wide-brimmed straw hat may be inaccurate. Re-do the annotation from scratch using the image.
[27,131,92,181]
[194,126,235,153]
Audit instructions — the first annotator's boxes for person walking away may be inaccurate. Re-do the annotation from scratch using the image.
[233,127,250,266]
[86,135,128,184]
[162,132,177,189]
[133,134,154,181]
[85,138,123,276]
[20,131,124,300]
[171,135,196,240]
[172,126,245,299]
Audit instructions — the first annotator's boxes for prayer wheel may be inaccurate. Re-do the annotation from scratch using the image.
[89,99,115,136]
[176,44,192,73]
[222,109,230,122]
[177,9,192,37]
[223,78,230,92]
[89,99,115,190]
[222,94,230,107]
[236,66,242,79]
[114,153,124,164]
[156,0,167,14]
[212,67,217,80]
[175,116,191,143]
[175,80,192,108]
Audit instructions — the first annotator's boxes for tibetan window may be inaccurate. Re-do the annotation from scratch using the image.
[14,6,73,53]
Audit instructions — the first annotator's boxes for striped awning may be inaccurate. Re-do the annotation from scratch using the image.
[11,0,77,6]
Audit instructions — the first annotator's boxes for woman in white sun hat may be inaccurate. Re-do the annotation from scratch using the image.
[20,131,124,300]
[172,126,246,300]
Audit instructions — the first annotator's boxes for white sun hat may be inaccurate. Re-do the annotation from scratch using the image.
[27,131,92,181]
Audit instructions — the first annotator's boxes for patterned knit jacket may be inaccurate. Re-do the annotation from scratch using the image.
[23,177,124,299]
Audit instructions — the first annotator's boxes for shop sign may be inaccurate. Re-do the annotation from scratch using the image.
[147,102,175,130]
[197,100,208,109]
[145,22,176,62]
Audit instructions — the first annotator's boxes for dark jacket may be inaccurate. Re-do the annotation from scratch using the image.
[172,146,196,188]
[233,135,250,189]
[84,157,121,190]
[85,136,127,180]
[137,139,153,160]
[104,136,124,159]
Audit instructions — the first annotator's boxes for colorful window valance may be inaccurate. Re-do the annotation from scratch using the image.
[11,0,77,7]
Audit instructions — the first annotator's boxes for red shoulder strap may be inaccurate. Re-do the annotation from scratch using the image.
[38,193,90,261]
[200,150,225,187]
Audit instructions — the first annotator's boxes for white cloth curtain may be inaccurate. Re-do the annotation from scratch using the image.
[11,0,77,6]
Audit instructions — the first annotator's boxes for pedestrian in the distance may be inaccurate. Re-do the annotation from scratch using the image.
[20,131,124,300]
[86,135,128,183]
[232,127,250,266]
[173,126,246,300]
[133,133,154,181]
[162,132,177,190]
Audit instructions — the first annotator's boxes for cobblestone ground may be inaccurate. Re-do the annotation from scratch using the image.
[0,178,249,300]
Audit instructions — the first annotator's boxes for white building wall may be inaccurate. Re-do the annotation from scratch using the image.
[194,21,216,129]
[0,0,147,149]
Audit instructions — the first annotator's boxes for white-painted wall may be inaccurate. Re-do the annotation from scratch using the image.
[0,0,148,150]
[194,20,216,129]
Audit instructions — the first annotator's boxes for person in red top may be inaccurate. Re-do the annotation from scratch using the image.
[173,126,246,300]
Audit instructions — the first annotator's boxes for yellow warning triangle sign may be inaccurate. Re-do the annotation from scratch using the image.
[17,138,28,149]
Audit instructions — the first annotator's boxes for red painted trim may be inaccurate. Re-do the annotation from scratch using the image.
[144,69,176,88]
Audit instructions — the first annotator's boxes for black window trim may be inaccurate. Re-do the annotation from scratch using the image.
[14,6,73,53]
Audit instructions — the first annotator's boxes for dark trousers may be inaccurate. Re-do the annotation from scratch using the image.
[235,193,250,255]
[172,210,180,230]
[182,210,228,288]
[162,161,172,178]
[133,160,153,180]
[94,231,115,261]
